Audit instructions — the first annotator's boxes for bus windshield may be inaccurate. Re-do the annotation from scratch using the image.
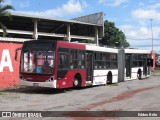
[21,50,55,74]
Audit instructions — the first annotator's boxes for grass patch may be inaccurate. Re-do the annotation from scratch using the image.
[154,67,160,71]
[108,83,119,86]
[152,67,160,76]
[0,91,5,95]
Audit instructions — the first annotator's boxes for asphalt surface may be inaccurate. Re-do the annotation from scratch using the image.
[0,76,160,120]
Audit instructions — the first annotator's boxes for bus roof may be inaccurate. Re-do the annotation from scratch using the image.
[57,41,85,50]
[124,49,151,54]
[86,45,118,53]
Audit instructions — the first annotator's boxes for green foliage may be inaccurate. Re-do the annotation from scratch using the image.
[155,53,160,57]
[0,91,5,95]
[71,39,94,44]
[0,0,15,37]
[100,20,130,47]
[80,39,94,44]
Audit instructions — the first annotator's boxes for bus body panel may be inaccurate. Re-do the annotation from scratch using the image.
[55,41,86,88]
[86,45,119,84]
[93,69,118,85]
[20,79,56,88]
[56,70,86,88]
[124,49,152,81]
[125,67,143,80]
[22,74,52,82]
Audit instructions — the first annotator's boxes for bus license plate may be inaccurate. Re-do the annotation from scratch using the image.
[33,83,39,86]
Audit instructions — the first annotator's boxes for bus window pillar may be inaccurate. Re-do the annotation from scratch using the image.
[33,19,38,40]
[95,27,99,45]
[67,24,71,42]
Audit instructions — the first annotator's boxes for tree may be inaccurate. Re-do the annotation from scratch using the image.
[0,0,14,37]
[100,20,130,47]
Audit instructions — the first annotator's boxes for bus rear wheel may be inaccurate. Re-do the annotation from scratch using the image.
[137,69,142,80]
[107,71,112,84]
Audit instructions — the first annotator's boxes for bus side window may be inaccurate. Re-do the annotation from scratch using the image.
[58,53,69,69]
[59,54,64,69]
[78,51,85,69]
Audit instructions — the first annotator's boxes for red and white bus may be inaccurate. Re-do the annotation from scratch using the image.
[19,40,153,88]
[19,40,119,88]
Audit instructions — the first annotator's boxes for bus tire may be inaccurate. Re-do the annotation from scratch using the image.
[137,69,142,80]
[73,74,81,87]
[107,71,112,84]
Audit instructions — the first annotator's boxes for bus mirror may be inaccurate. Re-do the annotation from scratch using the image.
[147,58,153,67]
[15,48,22,61]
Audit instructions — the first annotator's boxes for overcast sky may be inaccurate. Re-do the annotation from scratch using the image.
[4,0,160,53]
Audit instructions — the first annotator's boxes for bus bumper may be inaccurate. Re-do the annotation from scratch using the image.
[20,79,57,88]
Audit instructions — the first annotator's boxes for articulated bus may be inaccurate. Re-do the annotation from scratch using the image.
[19,40,153,88]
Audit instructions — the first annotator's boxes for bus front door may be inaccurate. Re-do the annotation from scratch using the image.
[86,52,93,83]
[126,54,131,78]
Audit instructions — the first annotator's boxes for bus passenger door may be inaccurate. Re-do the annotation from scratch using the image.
[125,54,131,78]
[147,58,153,75]
[86,52,93,83]
[143,55,147,76]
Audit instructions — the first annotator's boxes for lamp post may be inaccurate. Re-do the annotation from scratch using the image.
[150,19,154,52]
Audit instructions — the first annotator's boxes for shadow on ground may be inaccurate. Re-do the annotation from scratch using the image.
[3,86,96,95]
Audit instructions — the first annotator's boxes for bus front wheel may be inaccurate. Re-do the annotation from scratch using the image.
[73,74,81,87]
[73,78,79,87]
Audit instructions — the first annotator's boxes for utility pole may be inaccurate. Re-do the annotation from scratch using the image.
[150,19,154,52]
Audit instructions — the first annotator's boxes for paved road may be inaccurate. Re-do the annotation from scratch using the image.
[0,76,160,120]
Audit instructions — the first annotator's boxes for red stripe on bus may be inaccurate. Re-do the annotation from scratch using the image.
[124,71,144,74]
[92,74,118,77]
